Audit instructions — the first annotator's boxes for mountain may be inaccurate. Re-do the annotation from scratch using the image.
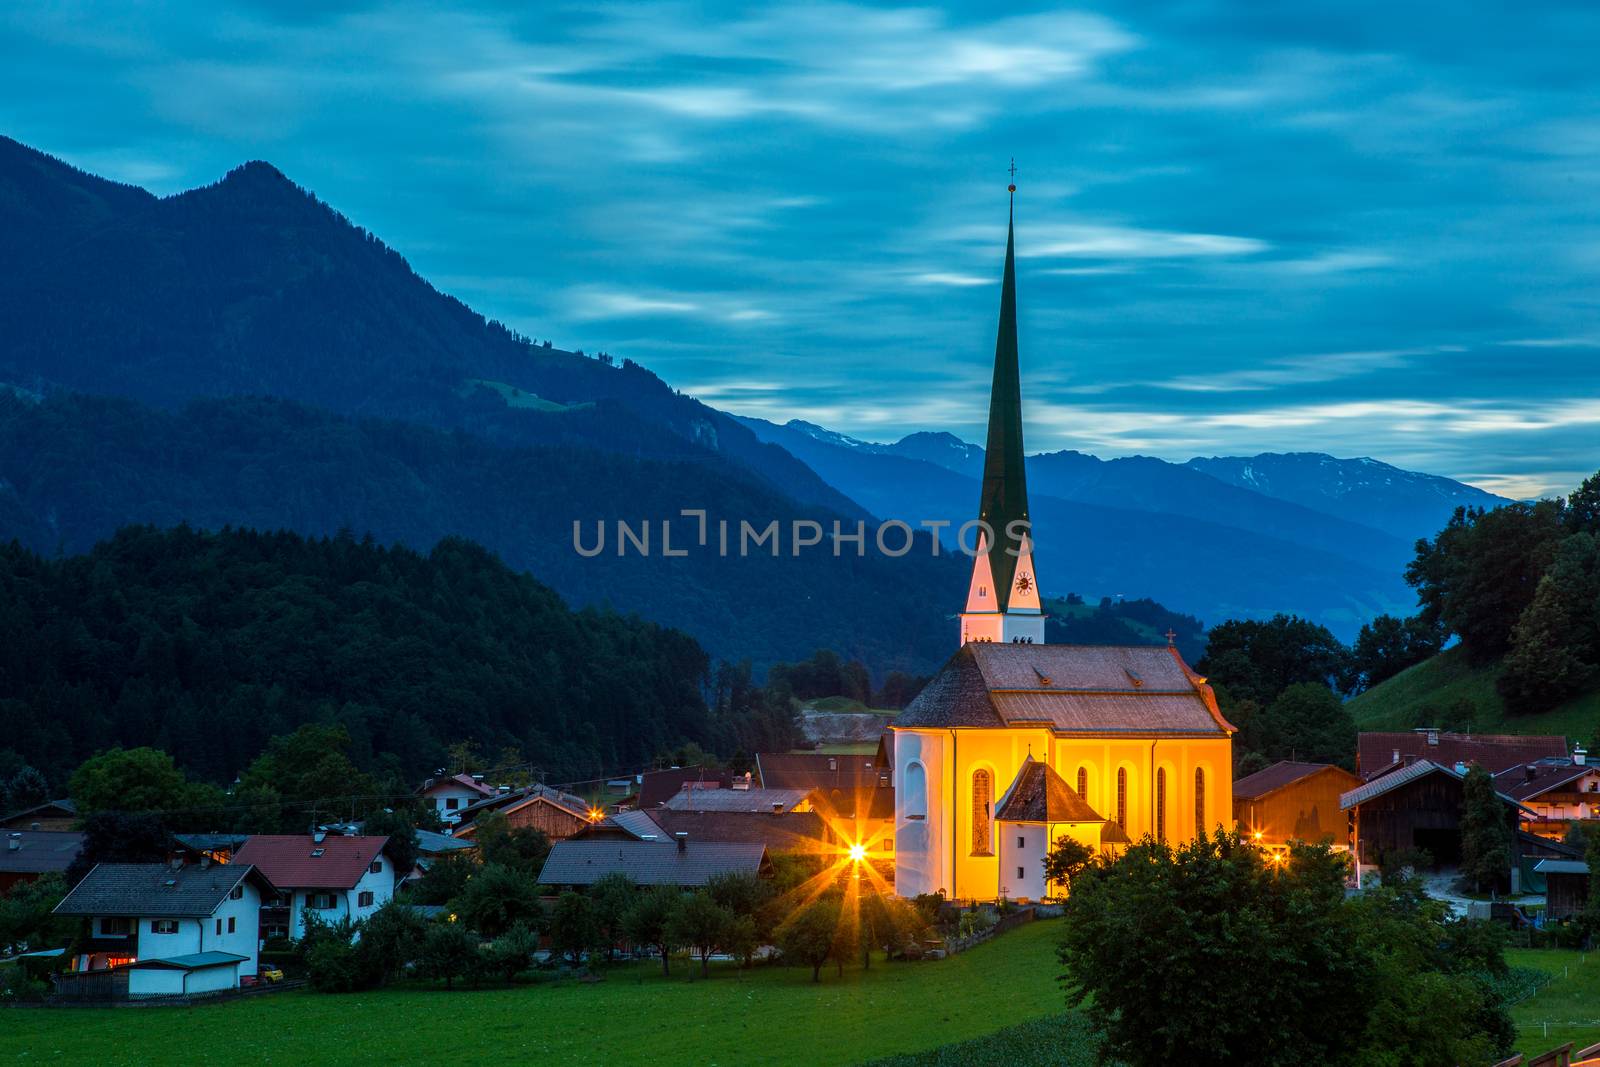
[1184,453,1507,542]
[737,416,1413,638]
[0,137,963,670]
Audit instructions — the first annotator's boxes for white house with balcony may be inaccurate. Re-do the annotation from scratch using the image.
[233,833,397,940]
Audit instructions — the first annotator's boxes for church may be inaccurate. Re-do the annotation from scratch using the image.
[891,182,1236,903]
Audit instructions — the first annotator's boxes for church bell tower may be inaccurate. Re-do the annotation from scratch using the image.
[960,173,1045,647]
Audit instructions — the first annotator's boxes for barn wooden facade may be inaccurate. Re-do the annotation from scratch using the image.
[1232,762,1360,849]
[1340,760,1523,867]
[455,784,594,842]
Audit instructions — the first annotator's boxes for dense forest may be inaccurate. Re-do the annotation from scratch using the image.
[0,525,723,788]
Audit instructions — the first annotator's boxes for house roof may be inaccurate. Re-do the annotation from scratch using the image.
[1532,859,1591,876]
[650,809,833,854]
[578,809,669,842]
[54,863,273,918]
[896,643,1232,736]
[233,835,390,890]
[457,783,590,825]
[1233,762,1358,801]
[1357,731,1569,780]
[1,799,77,827]
[418,773,497,799]
[171,833,250,853]
[1492,760,1598,803]
[124,951,248,971]
[1339,760,1535,813]
[538,839,770,887]
[638,767,731,809]
[663,786,811,813]
[756,753,890,818]
[0,830,85,875]
[413,829,475,855]
[994,757,1104,824]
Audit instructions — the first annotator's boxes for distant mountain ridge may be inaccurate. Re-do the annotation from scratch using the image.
[738,417,1510,639]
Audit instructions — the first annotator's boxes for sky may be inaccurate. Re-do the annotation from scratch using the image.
[3,2,1598,498]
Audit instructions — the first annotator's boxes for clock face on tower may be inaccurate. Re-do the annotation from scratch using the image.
[1015,572,1033,594]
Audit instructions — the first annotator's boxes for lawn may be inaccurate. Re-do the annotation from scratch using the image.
[6,920,1069,1067]
[1508,948,1600,1056]
[1347,646,1600,740]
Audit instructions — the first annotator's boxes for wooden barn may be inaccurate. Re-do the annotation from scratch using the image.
[1340,760,1524,868]
[1534,859,1591,921]
[454,783,595,842]
[1232,762,1360,849]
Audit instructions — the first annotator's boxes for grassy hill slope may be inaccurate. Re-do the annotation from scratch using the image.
[1348,647,1600,742]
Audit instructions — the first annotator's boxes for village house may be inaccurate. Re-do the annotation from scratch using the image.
[1232,761,1360,851]
[756,751,895,858]
[416,772,499,825]
[233,833,397,940]
[1494,748,1599,841]
[453,782,596,842]
[663,781,813,814]
[636,766,732,809]
[0,829,84,893]
[1357,729,1568,780]
[0,798,77,832]
[539,830,771,889]
[52,861,275,997]
[1340,760,1529,874]
[577,804,834,856]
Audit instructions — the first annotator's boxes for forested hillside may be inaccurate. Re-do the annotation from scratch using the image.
[0,525,722,786]
[0,392,956,671]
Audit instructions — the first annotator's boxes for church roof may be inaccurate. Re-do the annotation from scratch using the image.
[975,188,1031,611]
[896,642,1233,737]
[995,757,1104,824]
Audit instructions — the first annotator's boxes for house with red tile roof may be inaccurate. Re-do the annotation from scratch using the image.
[1357,729,1569,781]
[233,833,398,940]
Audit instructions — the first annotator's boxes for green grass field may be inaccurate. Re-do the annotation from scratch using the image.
[1508,949,1600,1056]
[6,920,1069,1067]
[1347,647,1600,741]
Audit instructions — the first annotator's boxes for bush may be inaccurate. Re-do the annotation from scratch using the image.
[419,922,481,990]
[479,922,540,983]
[306,937,377,993]
[450,863,542,939]
[0,962,49,1003]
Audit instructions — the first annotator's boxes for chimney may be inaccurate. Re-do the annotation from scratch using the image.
[772,802,784,814]
[1392,748,1401,766]
[1575,747,1588,767]
[7,833,19,852]
[675,831,688,853]
[1427,730,1439,746]
[201,854,212,868]
[30,821,40,832]
[1525,764,1538,781]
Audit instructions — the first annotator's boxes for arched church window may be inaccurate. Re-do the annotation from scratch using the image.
[971,769,993,855]
[1076,767,1088,799]
[904,762,927,820]
[1155,768,1167,842]
[1115,769,1127,829]
[1194,768,1206,838]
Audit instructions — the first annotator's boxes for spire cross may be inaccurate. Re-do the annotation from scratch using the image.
[1008,158,1017,181]
[1165,629,1177,647]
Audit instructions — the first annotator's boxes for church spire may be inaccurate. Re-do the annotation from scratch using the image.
[960,167,1044,647]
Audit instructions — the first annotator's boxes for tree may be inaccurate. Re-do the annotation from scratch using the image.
[548,891,599,966]
[1457,765,1517,896]
[1197,615,1354,708]
[589,872,637,959]
[66,811,170,885]
[472,813,551,877]
[1060,833,1511,1066]
[668,891,734,978]
[1568,472,1600,535]
[408,851,477,906]
[358,900,428,983]
[3,765,49,815]
[450,864,542,939]
[235,724,379,833]
[1351,614,1446,690]
[1460,766,1514,894]
[1246,683,1358,768]
[0,874,76,955]
[69,747,196,816]
[1499,533,1600,713]
[623,886,681,976]
[1407,501,1567,661]
[778,898,839,982]
[479,921,540,983]
[1043,837,1094,896]
[361,807,423,881]
[418,921,480,990]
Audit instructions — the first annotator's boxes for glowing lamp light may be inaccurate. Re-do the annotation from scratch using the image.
[848,843,867,863]
[587,808,603,822]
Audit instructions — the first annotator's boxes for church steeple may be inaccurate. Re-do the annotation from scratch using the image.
[960,169,1044,647]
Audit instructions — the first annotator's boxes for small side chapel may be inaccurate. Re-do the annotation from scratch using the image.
[892,180,1235,903]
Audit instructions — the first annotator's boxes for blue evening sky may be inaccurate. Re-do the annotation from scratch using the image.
[4,2,1598,496]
